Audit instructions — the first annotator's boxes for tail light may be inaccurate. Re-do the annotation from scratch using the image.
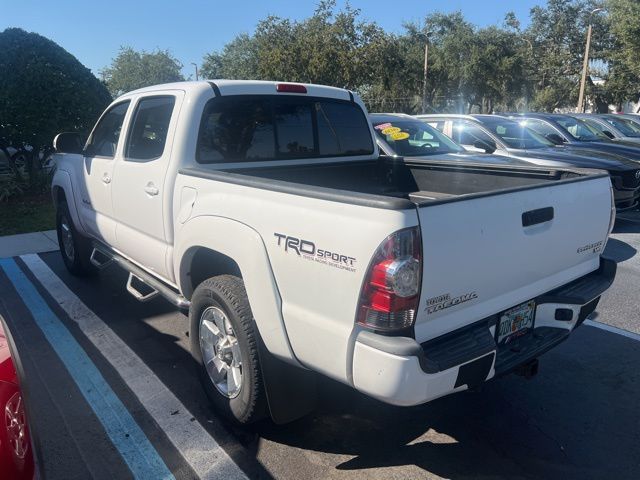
[607,185,616,238]
[356,227,422,332]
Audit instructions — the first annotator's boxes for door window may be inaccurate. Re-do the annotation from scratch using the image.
[86,102,130,158]
[451,120,494,148]
[523,119,563,139]
[125,96,176,161]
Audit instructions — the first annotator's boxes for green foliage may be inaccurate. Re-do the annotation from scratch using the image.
[101,47,184,97]
[199,0,640,113]
[0,28,112,161]
[0,171,24,202]
[604,0,640,108]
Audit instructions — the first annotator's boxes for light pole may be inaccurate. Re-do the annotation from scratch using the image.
[191,62,199,81]
[577,8,604,113]
[420,32,432,114]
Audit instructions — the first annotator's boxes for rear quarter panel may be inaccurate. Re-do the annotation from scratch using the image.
[174,174,417,382]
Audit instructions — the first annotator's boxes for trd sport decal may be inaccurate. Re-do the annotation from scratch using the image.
[274,233,357,273]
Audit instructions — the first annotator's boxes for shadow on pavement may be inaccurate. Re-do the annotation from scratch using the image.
[604,237,637,263]
[257,326,640,480]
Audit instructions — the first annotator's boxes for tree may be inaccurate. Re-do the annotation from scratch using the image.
[0,27,111,177]
[200,1,391,97]
[101,47,184,97]
[525,0,608,111]
[604,0,640,109]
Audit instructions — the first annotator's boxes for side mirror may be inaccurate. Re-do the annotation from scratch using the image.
[602,130,615,139]
[53,132,86,154]
[473,139,496,154]
[545,133,565,145]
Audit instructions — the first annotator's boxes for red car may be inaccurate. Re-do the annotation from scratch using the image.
[0,316,34,480]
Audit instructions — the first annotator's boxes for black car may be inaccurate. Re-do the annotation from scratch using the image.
[505,113,640,210]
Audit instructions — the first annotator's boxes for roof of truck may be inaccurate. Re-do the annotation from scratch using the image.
[118,80,354,102]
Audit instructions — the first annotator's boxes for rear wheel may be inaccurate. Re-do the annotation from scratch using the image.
[56,201,96,276]
[189,275,266,424]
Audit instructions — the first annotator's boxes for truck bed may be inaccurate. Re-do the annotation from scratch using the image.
[211,157,599,207]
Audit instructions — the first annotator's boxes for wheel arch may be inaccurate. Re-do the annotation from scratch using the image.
[51,170,84,235]
[175,215,298,365]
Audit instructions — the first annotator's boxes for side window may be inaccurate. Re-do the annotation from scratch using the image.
[452,121,493,147]
[425,121,446,133]
[125,96,176,161]
[86,102,130,158]
[525,119,561,139]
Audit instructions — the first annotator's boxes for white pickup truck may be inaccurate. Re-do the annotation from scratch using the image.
[52,80,616,425]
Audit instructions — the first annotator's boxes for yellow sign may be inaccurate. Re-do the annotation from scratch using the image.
[381,126,401,135]
[390,131,410,141]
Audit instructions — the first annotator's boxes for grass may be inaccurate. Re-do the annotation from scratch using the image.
[0,194,56,236]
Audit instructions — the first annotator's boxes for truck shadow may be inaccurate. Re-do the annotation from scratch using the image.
[257,325,640,480]
[604,237,637,263]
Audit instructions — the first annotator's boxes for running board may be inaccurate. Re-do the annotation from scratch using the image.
[90,244,190,309]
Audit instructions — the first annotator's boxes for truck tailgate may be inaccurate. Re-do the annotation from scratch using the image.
[413,175,612,343]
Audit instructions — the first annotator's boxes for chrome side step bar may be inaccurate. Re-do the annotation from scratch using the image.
[90,243,190,309]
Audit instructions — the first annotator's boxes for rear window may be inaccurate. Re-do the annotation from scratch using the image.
[196,96,373,163]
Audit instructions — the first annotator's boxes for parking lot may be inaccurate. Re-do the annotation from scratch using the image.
[1,214,639,480]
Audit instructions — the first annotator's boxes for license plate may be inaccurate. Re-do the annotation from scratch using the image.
[496,300,536,345]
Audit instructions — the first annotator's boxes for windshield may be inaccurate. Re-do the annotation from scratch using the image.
[555,117,609,142]
[372,119,463,156]
[603,116,640,137]
[477,117,553,149]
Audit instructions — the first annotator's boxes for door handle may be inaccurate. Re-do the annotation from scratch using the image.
[522,207,554,227]
[144,183,159,196]
[102,174,111,184]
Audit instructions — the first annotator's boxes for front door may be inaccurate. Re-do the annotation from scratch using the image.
[78,101,130,246]
[112,93,182,279]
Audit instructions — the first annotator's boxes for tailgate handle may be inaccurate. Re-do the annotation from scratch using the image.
[522,207,554,227]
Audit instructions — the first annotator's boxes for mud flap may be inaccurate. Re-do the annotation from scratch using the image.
[256,331,317,425]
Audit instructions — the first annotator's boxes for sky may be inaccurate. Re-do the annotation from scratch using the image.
[1,0,546,79]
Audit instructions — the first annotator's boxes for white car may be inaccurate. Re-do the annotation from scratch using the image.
[52,80,616,424]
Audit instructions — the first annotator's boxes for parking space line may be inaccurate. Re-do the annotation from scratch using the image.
[21,254,248,480]
[0,257,175,480]
[584,319,640,342]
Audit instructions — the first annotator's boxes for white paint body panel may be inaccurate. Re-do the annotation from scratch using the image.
[413,176,612,343]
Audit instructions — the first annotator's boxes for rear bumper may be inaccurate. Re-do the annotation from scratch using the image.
[351,257,616,406]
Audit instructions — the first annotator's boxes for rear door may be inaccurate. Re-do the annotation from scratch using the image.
[412,175,612,343]
[111,92,183,278]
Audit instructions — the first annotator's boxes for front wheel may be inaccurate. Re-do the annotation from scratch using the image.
[189,275,266,424]
[56,201,96,276]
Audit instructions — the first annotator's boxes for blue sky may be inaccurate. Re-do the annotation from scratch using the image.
[1,0,546,78]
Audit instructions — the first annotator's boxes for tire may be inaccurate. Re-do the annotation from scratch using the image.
[189,275,266,424]
[56,201,96,276]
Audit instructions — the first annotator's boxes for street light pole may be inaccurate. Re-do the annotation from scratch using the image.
[577,8,604,113]
[191,62,199,81]
[421,41,429,114]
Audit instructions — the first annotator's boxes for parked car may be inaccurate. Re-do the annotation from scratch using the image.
[418,114,640,211]
[571,114,640,145]
[370,113,530,166]
[52,81,616,425]
[0,316,35,480]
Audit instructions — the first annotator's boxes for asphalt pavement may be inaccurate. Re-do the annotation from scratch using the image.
[0,214,639,480]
